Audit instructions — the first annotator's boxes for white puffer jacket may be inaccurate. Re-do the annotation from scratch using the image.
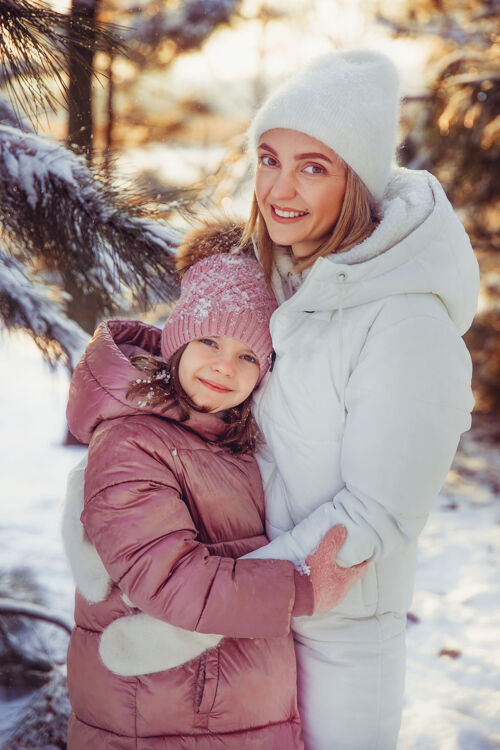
[245,168,479,637]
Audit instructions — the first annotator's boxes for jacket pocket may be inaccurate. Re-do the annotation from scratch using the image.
[194,646,220,728]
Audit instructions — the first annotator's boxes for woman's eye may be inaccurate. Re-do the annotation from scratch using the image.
[304,163,326,175]
[260,154,278,168]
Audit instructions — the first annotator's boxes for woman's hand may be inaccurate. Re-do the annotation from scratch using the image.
[292,525,367,616]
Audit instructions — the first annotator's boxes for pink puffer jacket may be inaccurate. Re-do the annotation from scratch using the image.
[65,320,303,749]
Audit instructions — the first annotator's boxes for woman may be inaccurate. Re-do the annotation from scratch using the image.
[234,49,480,748]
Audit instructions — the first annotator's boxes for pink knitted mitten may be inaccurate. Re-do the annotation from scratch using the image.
[292,525,367,616]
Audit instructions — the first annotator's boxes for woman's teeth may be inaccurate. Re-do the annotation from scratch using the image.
[274,208,308,218]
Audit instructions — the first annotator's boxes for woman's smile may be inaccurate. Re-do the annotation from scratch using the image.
[271,206,310,222]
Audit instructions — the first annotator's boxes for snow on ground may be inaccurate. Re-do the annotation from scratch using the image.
[0,331,499,748]
[0,333,84,618]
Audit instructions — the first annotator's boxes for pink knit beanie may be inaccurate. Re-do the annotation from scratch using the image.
[161,254,277,383]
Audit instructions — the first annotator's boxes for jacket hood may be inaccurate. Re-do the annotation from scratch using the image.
[66,319,227,444]
[273,168,479,335]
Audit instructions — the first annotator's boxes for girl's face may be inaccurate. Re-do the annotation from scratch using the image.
[178,337,260,413]
[255,128,347,259]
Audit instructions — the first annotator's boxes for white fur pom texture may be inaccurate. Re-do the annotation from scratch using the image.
[61,453,112,603]
[99,614,223,676]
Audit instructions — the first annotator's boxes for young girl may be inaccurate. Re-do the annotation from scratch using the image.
[63,251,365,749]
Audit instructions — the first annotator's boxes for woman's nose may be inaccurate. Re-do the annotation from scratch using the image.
[271,169,296,201]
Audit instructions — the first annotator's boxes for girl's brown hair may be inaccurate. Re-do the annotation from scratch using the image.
[126,346,260,454]
[239,164,380,284]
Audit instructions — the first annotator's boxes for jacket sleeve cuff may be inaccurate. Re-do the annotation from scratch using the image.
[292,568,314,617]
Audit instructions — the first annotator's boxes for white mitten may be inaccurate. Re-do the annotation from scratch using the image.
[99,614,222,676]
[61,452,112,603]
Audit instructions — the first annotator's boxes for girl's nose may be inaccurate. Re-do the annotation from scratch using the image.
[212,356,236,376]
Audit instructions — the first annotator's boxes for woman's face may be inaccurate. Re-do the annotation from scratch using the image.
[178,337,260,413]
[255,128,347,259]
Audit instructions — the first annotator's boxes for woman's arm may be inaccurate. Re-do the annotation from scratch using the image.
[245,307,474,568]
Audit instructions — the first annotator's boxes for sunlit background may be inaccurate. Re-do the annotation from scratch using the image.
[40,1,440,213]
[0,0,499,747]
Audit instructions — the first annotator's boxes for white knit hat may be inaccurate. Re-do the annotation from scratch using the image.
[248,50,400,201]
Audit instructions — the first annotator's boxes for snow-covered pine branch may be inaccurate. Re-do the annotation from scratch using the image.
[0,244,89,369]
[0,95,34,133]
[0,123,182,319]
[127,0,241,54]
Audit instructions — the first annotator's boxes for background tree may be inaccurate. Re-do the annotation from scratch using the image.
[68,0,244,162]
[0,102,180,348]
[378,0,499,417]
[67,0,101,161]
[0,5,252,740]
[378,0,498,235]
[0,0,246,358]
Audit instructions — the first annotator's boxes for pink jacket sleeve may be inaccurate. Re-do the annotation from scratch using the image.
[81,419,296,639]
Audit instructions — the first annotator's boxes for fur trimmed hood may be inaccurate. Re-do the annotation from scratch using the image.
[174,219,249,276]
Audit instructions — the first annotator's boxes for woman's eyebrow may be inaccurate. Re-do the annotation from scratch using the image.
[258,142,278,155]
[295,152,333,163]
[257,143,333,164]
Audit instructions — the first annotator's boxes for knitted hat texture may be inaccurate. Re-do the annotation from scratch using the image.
[161,254,277,383]
[249,50,400,200]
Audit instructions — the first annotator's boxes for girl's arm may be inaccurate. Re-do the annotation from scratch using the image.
[245,307,474,568]
[82,417,297,639]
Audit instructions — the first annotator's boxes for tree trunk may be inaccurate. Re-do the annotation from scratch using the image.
[103,49,114,179]
[67,0,99,162]
[65,0,101,367]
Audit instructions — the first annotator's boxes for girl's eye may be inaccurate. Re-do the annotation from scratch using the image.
[304,163,326,175]
[199,338,217,348]
[241,354,259,366]
[260,154,278,168]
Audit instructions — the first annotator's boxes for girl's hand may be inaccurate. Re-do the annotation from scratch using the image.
[292,525,367,616]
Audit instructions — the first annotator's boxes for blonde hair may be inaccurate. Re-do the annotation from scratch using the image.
[239,165,380,284]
